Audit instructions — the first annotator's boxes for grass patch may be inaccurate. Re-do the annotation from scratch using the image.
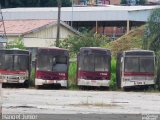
[104,25,144,56]
[109,58,117,90]
[68,62,79,90]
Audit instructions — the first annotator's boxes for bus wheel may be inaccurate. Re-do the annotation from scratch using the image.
[35,85,41,89]
[122,87,130,91]
[23,81,29,88]
[147,85,156,91]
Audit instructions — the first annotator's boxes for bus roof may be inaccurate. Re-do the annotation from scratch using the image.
[80,47,110,51]
[37,47,68,51]
[37,47,69,56]
[0,49,30,54]
[124,49,155,56]
[80,47,111,55]
[124,49,154,53]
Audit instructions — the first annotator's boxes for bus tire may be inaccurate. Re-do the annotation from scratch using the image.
[35,85,41,89]
[23,80,29,88]
[147,85,156,91]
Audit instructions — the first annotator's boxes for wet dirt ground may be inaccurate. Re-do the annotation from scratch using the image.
[2,88,160,115]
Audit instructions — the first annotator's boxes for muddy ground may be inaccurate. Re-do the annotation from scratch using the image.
[1,88,160,120]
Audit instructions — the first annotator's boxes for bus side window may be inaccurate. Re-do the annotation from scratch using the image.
[52,56,67,72]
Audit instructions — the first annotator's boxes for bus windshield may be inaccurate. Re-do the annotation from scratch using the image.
[124,57,154,73]
[0,54,29,71]
[79,54,109,72]
[37,54,68,72]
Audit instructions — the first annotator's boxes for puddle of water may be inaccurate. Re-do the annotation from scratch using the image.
[5,105,37,109]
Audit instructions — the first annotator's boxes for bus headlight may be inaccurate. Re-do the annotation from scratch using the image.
[0,76,6,80]
[124,78,130,81]
[19,76,26,80]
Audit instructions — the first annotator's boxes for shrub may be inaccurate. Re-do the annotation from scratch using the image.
[109,58,117,90]
[7,37,25,49]
[68,62,78,89]
[104,26,144,56]
[60,32,110,57]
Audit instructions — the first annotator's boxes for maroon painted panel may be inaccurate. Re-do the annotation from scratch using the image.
[36,70,68,80]
[124,72,154,76]
[0,70,27,74]
[78,70,110,80]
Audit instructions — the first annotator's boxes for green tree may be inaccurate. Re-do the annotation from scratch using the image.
[60,32,110,57]
[143,8,160,51]
[6,37,25,49]
[143,8,160,89]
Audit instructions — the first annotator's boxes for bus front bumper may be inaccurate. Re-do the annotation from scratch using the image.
[35,79,67,87]
[2,79,26,84]
[122,80,155,87]
[78,79,110,87]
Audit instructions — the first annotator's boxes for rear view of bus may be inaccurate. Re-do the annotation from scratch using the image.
[116,49,155,89]
[77,47,111,87]
[0,49,31,87]
[35,48,69,88]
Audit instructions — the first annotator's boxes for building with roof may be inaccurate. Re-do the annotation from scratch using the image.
[2,5,159,39]
[73,0,120,5]
[0,19,79,47]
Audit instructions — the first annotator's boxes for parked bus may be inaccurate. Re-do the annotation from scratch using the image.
[35,47,69,88]
[0,49,31,87]
[116,49,155,89]
[77,47,111,87]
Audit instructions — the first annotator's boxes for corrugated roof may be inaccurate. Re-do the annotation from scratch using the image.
[0,19,80,36]
[2,6,159,22]
[2,5,158,12]
[0,19,55,35]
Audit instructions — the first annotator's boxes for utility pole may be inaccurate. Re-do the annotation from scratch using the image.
[71,0,73,27]
[0,4,7,48]
[56,0,61,47]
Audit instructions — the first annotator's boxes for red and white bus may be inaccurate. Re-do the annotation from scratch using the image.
[116,49,156,89]
[35,47,69,88]
[77,47,111,87]
[0,49,31,87]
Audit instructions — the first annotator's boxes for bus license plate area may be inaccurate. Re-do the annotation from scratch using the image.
[43,80,56,85]
[134,81,143,85]
[7,79,19,83]
[91,80,96,83]
[7,76,19,83]
[48,80,55,84]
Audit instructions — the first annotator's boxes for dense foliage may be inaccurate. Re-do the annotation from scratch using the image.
[144,8,160,89]
[6,37,25,49]
[0,0,71,8]
[68,62,78,89]
[104,26,144,56]
[109,58,117,90]
[60,32,110,57]
[143,8,160,51]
